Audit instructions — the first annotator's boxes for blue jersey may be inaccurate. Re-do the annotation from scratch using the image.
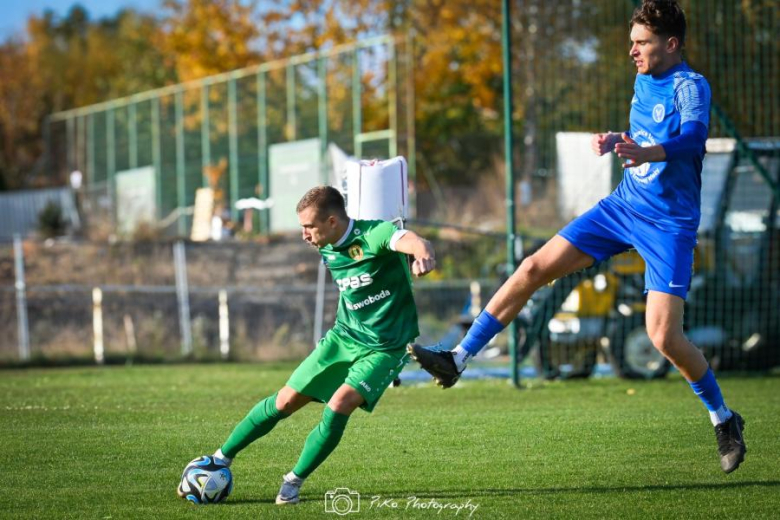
[612,62,711,231]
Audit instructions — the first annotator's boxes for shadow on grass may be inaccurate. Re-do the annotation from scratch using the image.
[221,497,278,505]
[370,480,780,499]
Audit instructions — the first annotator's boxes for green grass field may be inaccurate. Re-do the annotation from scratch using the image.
[2,364,779,519]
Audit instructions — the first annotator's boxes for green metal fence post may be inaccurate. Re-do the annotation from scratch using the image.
[228,76,239,222]
[66,117,75,174]
[80,115,88,173]
[76,116,84,173]
[502,0,519,388]
[87,114,95,182]
[388,41,398,158]
[151,97,162,219]
[287,64,296,141]
[257,70,268,234]
[405,32,416,217]
[128,102,137,169]
[201,84,210,187]
[43,116,51,179]
[106,108,116,222]
[318,56,328,185]
[175,89,186,236]
[352,49,362,158]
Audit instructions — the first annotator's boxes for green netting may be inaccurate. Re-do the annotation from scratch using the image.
[48,36,403,236]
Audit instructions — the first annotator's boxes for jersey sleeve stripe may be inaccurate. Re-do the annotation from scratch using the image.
[389,229,408,251]
[674,75,711,127]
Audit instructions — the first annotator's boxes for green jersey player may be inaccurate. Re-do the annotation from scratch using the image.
[181,185,435,505]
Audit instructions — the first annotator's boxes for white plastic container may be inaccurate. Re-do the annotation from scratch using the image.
[344,156,408,223]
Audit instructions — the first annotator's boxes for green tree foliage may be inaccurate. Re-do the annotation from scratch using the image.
[38,201,67,238]
[0,0,776,193]
[0,38,46,189]
[161,0,261,82]
[683,0,778,138]
[0,6,175,189]
[0,1,269,189]
[257,0,506,187]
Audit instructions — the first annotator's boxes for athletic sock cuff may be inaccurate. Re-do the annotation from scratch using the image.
[323,407,350,431]
[264,392,291,420]
[460,310,505,356]
[689,368,725,412]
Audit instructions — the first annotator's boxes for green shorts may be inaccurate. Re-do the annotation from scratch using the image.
[286,329,409,412]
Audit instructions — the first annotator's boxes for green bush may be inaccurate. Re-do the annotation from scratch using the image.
[38,201,66,238]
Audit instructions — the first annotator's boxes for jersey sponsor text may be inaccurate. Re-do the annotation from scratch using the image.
[336,274,373,292]
[345,289,391,310]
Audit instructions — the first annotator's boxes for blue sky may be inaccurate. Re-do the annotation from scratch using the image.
[1,0,162,39]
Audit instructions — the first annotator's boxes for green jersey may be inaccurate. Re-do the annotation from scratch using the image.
[319,219,419,350]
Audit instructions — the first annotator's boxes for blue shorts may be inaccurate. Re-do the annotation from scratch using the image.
[558,197,697,299]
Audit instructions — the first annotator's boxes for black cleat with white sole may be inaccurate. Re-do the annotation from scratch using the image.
[715,411,746,473]
[407,343,463,388]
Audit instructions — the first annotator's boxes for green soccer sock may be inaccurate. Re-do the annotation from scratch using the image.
[220,392,290,459]
[292,407,350,479]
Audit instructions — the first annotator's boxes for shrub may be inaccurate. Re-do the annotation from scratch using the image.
[38,201,66,238]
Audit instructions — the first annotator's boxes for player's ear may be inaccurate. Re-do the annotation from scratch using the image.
[666,36,681,54]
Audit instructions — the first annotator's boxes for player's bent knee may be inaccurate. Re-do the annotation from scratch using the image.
[274,396,298,415]
[516,256,551,288]
[275,387,309,414]
[650,335,673,358]
[516,256,540,282]
[648,329,684,359]
[328,387,364,415]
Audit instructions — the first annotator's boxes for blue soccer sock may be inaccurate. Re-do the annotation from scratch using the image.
[455,311,505,364]
[689,368,733,426]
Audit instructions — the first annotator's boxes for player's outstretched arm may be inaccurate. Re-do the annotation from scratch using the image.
[394,232,436,277]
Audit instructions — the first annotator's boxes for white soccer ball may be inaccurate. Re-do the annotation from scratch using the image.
[178,455,233,504]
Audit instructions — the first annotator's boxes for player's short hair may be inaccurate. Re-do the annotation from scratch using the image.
[631,0,687,46]
[296,185,348,221]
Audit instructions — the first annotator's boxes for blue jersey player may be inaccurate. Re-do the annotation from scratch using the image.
[409,0,746,474]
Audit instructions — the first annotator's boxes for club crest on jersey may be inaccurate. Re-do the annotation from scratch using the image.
[348,244,364,261]
[652,103,665,123]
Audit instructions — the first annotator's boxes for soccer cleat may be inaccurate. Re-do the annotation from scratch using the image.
[275,472,304,505]
[715,411,746,473]
[407,343,463,389]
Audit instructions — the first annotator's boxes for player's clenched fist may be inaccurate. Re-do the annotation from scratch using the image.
[394,231,435,278]
[412,257,435,277]
[591,132,622,155]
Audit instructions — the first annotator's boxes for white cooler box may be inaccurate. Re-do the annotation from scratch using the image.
[344,156,408,223]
